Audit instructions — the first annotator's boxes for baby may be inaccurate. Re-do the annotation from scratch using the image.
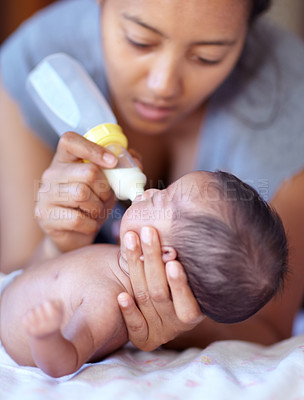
[0,171,288,377]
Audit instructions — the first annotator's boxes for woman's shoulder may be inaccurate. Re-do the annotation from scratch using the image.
[216,18,304,121]
[198,19,304,200]
[244,18,304,85]
[248,17,304,50]
[211,17,304,133]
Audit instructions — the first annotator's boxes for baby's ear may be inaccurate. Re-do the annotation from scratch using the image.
[161,246,177,263]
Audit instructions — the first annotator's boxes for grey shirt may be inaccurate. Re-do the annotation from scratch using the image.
[1,0,304,205]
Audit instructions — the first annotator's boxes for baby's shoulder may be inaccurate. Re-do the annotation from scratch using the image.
[72,244,123,302]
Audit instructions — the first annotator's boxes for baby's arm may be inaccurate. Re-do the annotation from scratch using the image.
[23,285,128,378]
[23,300,94,378]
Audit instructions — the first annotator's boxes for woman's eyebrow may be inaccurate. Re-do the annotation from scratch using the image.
[194,39,237,46]
[122,13,236,47]
[122,13,167,37]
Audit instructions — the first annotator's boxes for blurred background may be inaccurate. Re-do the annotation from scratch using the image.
[269,0,304,38]
[0,0,54,44]
[0,0,303,44]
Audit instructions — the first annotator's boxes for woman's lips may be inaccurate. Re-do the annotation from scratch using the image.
[134,100,176,121]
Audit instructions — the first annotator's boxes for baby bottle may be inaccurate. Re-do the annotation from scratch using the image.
[26,53,146,201]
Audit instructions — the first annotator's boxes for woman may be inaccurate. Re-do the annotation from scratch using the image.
[1,0,304,351]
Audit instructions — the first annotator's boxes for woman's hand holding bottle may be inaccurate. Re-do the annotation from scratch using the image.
[35,131,117,253]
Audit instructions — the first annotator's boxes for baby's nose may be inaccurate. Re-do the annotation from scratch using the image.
[132,189,159,203]
[132,194,144,203]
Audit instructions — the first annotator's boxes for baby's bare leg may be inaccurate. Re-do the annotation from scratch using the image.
[23,300,79,377]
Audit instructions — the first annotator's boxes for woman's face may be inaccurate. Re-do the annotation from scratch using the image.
[100,0,250,135]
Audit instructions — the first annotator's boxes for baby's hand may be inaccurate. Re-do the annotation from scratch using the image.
[23,300,63,339]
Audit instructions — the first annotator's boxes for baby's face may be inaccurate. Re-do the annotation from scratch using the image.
[119,171,214,256]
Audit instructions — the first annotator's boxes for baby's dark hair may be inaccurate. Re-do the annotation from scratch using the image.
[171,170,288,324]
[250,0,272,22]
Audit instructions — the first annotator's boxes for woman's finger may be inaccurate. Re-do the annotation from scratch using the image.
[124,232,158,319]
[166,261,204,324]
[139,227,175,323]
[55,131,117,168]
[43,161,113,201]
[117,293,149,348]
[36,205,100,235]
[40,182,106,219]
[140,227,170,303]
[128,148,143,170]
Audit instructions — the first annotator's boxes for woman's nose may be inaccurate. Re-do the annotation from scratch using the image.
[147,53,182,99]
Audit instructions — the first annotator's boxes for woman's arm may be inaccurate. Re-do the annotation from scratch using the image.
[0,81,118,272]
[0,83,54,272]
[119,170,304,349]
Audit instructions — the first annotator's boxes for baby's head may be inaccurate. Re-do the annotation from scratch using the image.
[120,170,288,324]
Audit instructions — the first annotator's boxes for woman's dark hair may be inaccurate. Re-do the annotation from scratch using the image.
[250,0,272,22]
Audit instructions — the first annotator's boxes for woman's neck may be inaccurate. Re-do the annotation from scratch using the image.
[112,102,208,186]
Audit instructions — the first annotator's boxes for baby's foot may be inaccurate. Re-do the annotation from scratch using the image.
[23,300,63,339]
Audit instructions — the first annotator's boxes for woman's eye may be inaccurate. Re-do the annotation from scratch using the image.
[189,53,221,65]
[196,56,221,66]
[126,37,152,49]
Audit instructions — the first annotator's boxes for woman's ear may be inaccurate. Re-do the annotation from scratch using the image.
[161,246,177,263]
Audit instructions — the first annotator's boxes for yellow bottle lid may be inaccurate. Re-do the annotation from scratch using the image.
[84,123,128,148]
